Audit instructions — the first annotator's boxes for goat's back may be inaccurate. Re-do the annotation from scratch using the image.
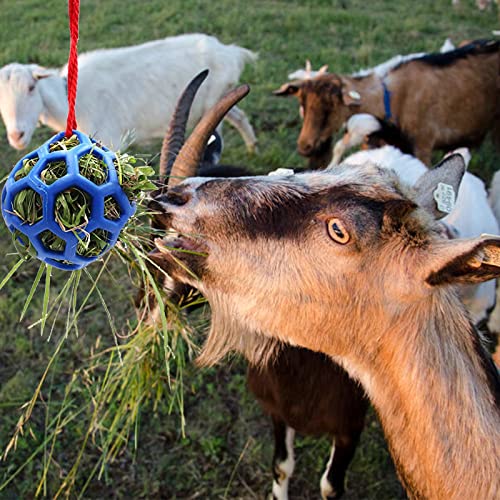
[389,46,499,149]
[63,34,257,146]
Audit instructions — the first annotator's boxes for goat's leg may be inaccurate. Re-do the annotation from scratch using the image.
[320,432,361,499]
[270,416,295,500]
[224,105,257,153]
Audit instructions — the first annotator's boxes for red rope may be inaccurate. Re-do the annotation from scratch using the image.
[65,0,80,136]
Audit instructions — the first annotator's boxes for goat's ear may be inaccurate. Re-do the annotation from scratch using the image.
[273,82,301,96]
[31,66,56,80]
[341,80,362,107]
[413,153,466,220]
[425,236,500,286]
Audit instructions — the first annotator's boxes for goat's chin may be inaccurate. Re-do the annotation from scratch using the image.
[9,139,29,150]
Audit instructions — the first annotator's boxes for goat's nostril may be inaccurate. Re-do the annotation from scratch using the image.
[165,189,192,206]
[148,199,165,213]
[9,130,25,143]
[298,142,313,156]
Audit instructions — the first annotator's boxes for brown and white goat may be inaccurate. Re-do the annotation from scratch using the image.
[148,72,368,499]
[274,40,500,167]
[150,85,500,499]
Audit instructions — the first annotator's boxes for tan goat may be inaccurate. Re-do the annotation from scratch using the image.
[149,72,369,499]
[274,40,500,166]
[150,86,500,499]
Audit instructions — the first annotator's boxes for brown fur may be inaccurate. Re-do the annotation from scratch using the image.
[277,41,500,166]
[152,162,500,499]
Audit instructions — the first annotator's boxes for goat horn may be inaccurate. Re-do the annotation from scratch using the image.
[168,84,250,187]
[159,69,210,181]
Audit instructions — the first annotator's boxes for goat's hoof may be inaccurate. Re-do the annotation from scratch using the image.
[321,483,345,499]
[246,143,258,155]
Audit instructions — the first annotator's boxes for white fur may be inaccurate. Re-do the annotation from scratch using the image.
[319,439,336,500]
[342,146,499,323]
[0,34,257,151]
[271,426,295,500]
[331,114,381,165]
[440,38,456,53]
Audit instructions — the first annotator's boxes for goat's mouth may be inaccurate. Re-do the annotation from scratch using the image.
[154,232,208,259]
[297,136,333,158]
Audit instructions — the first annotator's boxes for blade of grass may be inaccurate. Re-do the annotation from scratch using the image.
[0,257,26,291]
[20,263,45,321]
[40,264,52,336]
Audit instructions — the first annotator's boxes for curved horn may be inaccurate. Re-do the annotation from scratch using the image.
[168,84,250,187]
[159,69,209,181]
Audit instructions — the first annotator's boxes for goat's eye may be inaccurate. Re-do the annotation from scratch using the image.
[28,84,35,92]
[327,218,350,244]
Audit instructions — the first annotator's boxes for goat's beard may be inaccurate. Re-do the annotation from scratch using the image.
[196,290,282,368]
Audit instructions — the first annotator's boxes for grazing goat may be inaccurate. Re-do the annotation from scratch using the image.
[330,113,414,164]
[150,85,500,499]
[149,72,368,499]
[0,33,257,151]
[274,40,500,167]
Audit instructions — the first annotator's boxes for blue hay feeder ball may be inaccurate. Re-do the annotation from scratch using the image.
[1,130,136,271]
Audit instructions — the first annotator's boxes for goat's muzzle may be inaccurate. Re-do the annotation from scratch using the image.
[297,141,315,157]
[149,183,195,229]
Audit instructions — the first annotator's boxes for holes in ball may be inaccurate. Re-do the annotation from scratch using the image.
[104,196,121,220]
[14,154,40,181]
[13,229,30,247]
[54,188,91,231]
[41,160,67,185]
[49,134,80,152]
[76,229,110,257]
[79,151,108,185]
[12,188,43,224]
[39,230,66,253]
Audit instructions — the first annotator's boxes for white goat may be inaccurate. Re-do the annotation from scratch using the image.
[0,33,257,151]
[337,142,499,324]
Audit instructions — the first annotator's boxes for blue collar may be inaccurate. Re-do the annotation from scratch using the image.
[382,80,392,122]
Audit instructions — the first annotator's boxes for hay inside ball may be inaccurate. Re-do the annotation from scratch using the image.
[1,130,139,271]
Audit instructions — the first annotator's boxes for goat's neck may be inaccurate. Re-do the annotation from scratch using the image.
[344,74,386,119]
[38,75,68,131]
[331,293,499,499]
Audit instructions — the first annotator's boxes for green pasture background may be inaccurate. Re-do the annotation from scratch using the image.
[0,0,498,498]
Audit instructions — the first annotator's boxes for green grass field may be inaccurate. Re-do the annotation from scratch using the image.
[0,1,498,498]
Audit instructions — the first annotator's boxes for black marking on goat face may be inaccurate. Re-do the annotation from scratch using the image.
[193,178,321,241]
[194,179,390,248]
